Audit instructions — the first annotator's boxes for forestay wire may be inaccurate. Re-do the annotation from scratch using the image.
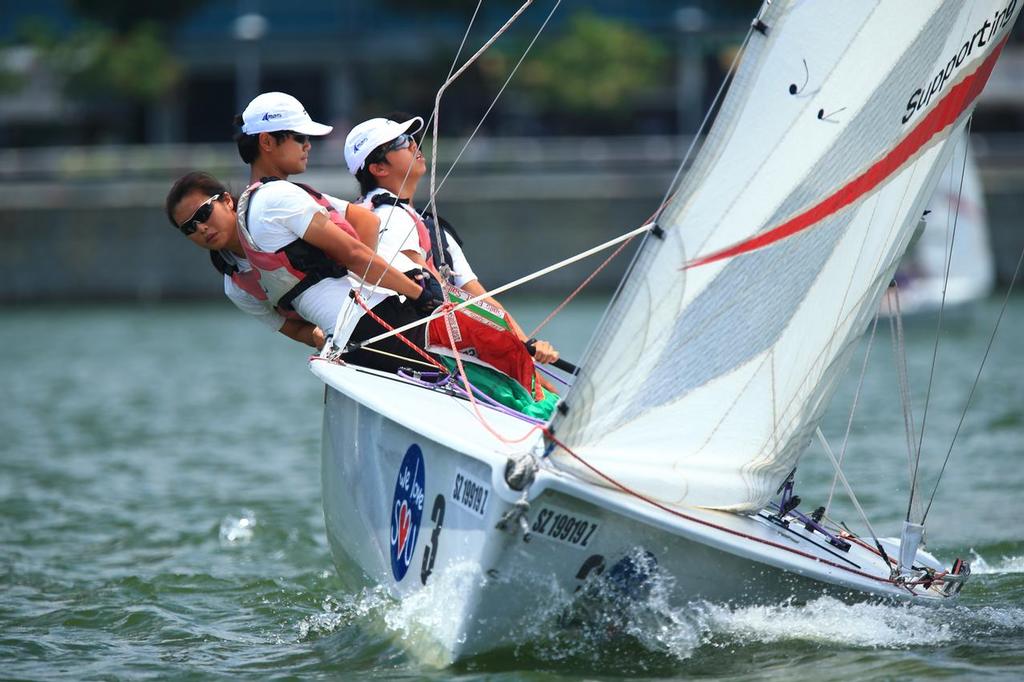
[816,428,887,557]
[907,122,972,524]
[824,312,881,516]
[887,284,922,522]
[922,233,1024,524]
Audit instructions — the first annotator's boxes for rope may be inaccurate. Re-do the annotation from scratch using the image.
[397,368,548,426]
[442,309,546,445]
[528,231,639,338]
[434,1,563,199]
[815,428,891,566]
[428,0,561,281]
[922,234,1024,523]
[426,1,535,223]
[357,346,439,370]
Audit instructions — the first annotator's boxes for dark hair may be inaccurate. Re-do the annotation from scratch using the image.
[165,171,229,228]
[355,166,378,197]
[355,110,421,197]
[232,114,289,164]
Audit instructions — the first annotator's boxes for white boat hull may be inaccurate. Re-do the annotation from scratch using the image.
[314,360,957,664]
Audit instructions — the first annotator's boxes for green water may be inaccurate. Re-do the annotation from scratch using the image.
[2,297,1022,680]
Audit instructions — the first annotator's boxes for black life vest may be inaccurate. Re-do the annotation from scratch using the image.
[369,193,464,273]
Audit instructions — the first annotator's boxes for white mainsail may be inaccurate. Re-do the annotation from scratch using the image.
[553,0,1020,511]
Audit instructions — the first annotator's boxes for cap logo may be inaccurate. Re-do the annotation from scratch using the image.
[353,135,369,152]
[261,112,283,121]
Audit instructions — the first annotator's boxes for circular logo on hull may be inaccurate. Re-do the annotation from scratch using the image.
[390,444,426,582]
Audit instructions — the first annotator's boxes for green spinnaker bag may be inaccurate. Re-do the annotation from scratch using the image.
[438,356,559,420]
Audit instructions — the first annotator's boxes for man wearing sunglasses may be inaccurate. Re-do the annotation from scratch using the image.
[343,113,561,370]
[231,92,447,373]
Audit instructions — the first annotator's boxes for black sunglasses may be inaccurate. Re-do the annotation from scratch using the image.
[284,131,310,145]
[178,194,221,236]
[367,133,415,166]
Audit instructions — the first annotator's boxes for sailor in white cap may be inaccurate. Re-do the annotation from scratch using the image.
[344,112,561,367]
[231,93,446,372]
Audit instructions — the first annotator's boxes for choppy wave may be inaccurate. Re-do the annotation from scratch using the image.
[295,548,1024,670]
[295,588,393,641]
[970,550,1024,574]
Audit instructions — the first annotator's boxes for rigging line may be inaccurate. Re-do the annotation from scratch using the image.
[824,312,881,516]
[909,119,973,522]
[351,222,655,350]
[887,283,919,501]
[922,237,1024,524]
[426,1,535,224]
[815,428,888,558]
[356,346,440,370]
[528,231,637,339]
[559,24,755,402]
[329,1,487,347]
[434,1,563,198]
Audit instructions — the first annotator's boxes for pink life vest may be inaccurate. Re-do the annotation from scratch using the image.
[209,250,304,320]
[234,178,356,312]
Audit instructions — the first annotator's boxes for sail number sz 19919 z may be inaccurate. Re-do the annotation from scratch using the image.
[531,506,599,548]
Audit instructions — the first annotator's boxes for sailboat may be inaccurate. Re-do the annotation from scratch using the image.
[309,0,1021,663]
[881,134,996,319]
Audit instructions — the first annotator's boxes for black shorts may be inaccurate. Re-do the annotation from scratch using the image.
[342,295,433,374]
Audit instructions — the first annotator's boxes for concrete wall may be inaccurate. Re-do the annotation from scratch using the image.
[2,139,1022,303]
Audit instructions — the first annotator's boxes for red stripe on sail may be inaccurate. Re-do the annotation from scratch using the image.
[684,35,1007,270]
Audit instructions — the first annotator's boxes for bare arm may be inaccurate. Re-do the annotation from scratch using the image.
[278,319,325,349]
[301,212,424,299]
[345,203,380,252]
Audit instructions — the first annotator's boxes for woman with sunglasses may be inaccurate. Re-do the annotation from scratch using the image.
[226,92,450,373]
[343,113,561,369]
[165,171,325,348]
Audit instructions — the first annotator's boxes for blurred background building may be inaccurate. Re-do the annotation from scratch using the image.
[1,0,1023,302]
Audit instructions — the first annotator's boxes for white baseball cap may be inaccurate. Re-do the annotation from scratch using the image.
[344,116,424,174]
[240,92,333,136]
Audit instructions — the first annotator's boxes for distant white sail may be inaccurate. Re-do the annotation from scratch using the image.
[884,132,995,315]
[554,0,1020,511]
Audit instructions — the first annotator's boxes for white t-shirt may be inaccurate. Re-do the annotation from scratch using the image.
[364,189,478,287]
[245,181,389,340]
[220,252,287,331]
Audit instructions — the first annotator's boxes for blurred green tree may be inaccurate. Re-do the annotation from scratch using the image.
[16,1,208,102]
[487,11,667,121]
